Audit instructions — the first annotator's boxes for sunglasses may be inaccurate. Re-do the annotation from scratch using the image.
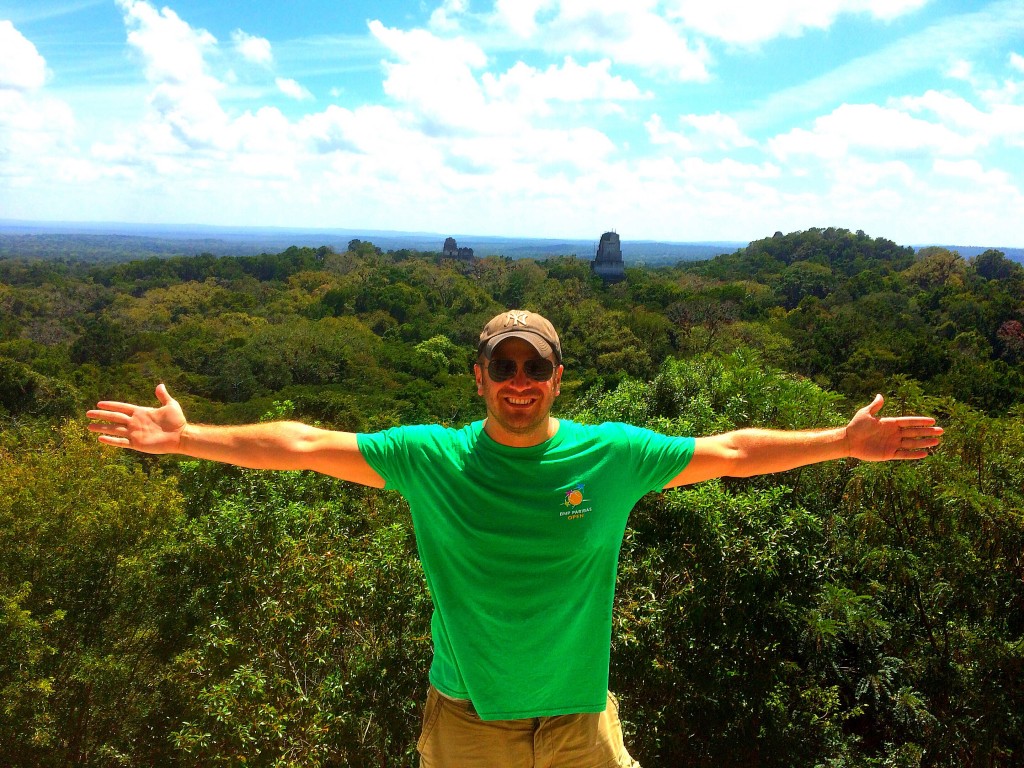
[486,358,555,382]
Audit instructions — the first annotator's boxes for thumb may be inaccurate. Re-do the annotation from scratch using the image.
[864,393,884,417]
[155,382,173,405]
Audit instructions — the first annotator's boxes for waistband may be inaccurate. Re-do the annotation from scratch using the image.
[432,684,477,714]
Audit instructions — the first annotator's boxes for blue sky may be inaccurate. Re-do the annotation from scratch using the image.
[1,0,1022,246]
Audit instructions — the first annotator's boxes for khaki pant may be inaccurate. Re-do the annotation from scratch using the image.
[417,686,641,768]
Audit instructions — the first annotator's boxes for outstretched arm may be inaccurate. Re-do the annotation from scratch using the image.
[666,394,943,488]
[87,384,385,488]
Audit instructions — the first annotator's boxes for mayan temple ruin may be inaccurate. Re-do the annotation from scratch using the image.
[591,231,625,282]
[441,237,474,261]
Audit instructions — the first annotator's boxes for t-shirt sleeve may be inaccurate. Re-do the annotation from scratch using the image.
[356,426,409,491]
[615,423,695,493]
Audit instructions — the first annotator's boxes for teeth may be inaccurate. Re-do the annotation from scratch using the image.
[507,397,533,405]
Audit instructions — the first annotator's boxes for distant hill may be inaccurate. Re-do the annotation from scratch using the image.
[916,244,1024,262]
[1,220,1019,266]
[446,236,742,264]
[0,221,739,265]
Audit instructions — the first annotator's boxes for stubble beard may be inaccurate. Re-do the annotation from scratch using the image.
[487,404,549,436]
[484,389,554,440]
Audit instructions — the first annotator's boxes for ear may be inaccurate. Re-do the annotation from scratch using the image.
[553,364,563,397]
[474,362,485,395]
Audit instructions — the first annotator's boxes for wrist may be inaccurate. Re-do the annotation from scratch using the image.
[840,425,853,458]
[177,423,192,456]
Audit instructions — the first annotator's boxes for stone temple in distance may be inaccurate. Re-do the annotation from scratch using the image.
[442,231,625,282]
[591,231,625,283]
[442,237,474,261]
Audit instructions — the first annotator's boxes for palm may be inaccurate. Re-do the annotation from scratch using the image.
[128,401,185,452]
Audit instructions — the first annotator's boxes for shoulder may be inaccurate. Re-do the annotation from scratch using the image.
[561,420,661,442]
[567,420,694,458]
[359,421,482,453]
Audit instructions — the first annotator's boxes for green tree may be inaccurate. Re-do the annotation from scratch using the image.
[167,460,431,767]
[0,422,185,765]
[0,358,80,420]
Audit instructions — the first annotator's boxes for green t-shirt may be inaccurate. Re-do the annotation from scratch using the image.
[357,419,694,720]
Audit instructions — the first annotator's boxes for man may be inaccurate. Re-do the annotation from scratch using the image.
[87,309,943,768]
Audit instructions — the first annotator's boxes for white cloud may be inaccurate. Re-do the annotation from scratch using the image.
[0,21,48,91]
[422,124,619,187]
[945,60,974,83]
[230,107,300,178]
[492,0,552,37]
[482,57,649,115]
[370,20,487,69]
[484,0,709,81]
[276,77,313,101]
[900,90,1024,149]
[682,114,756,149]
[899,91,987,133]
[117,0,218,87]
[857,0,931,21]
[933,158,1011,186]
[739,1,1024,131]
[113,0,232,152]
[645,114,693,152]
[370,19,652,133]
[300,104,392,155]
[369,21,493,132]
[89,0,312,176]
[0,90,77,178]
[544,1,709,81]
[429,0,470,31]
[646,112,758,154]
[770,102,978,161]
[0,24,85,186]
[741,81,1024,245]
[4,0,1021,247]
[668,0,930,46]
[232,29,273,66]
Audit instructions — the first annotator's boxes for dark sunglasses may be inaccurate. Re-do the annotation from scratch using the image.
[487,358,555,382]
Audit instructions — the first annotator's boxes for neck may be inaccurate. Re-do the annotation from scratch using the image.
[483,415,559,448]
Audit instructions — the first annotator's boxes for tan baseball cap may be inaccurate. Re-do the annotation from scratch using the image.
[478,310,562,362]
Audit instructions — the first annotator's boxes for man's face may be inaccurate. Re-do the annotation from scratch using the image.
[474,337,563,443]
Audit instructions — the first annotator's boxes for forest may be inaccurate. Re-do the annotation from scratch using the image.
[1,227,1022,766]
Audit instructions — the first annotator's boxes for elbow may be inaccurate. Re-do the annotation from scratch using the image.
[708,440,753,478]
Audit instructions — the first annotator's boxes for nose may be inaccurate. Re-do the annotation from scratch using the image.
[509,362,531,387]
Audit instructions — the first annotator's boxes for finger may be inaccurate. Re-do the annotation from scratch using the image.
[893,449,931,460]
[897,423,942,436]
[97,434,131,448]
[94,401,138,416]
[86,409,132,424]
[901,437,941,450]
[882,417,938,428]
[87,422,129,436]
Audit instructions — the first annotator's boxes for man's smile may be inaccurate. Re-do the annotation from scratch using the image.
[504,396,537,406]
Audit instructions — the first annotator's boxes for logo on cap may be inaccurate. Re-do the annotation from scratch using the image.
[504,311,530,327]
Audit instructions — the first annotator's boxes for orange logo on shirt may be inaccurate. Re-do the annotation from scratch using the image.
[564,483,585,507]
[559,484,591,520]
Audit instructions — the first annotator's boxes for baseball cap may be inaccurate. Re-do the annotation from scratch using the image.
[478,310,562,362]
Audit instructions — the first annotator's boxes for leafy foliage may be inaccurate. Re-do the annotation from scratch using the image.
[0,422,184,765]
[167,464,430,767]
[1,230,1022,765]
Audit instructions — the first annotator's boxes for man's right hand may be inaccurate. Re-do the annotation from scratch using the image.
[86,383,384,486]
[87,383,187,455]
